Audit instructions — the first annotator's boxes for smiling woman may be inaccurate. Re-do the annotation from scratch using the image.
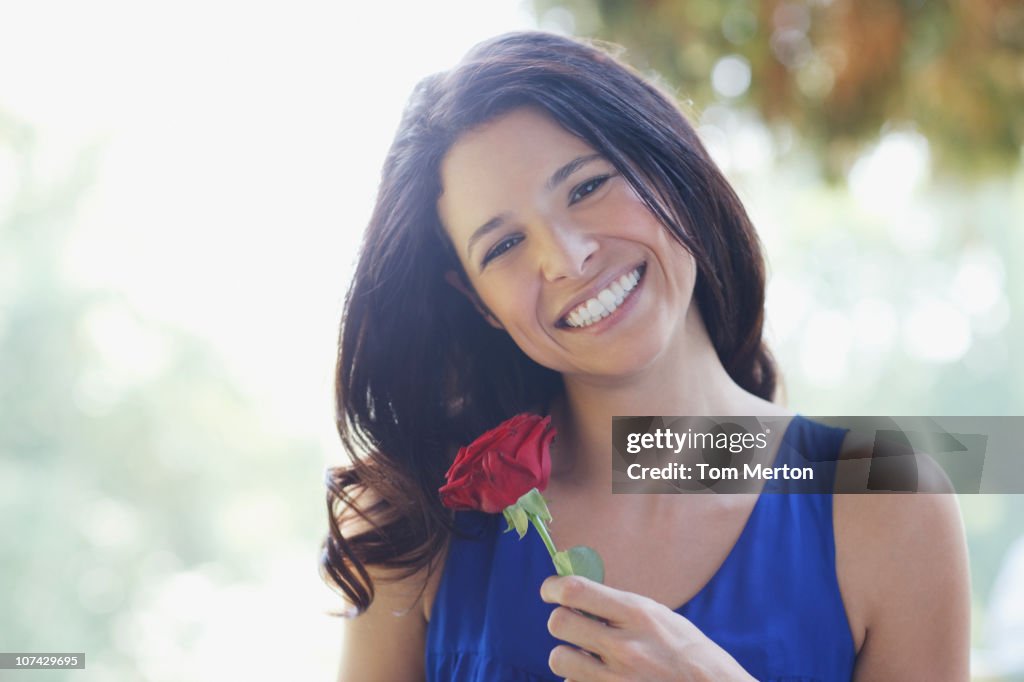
[321,31,969,682]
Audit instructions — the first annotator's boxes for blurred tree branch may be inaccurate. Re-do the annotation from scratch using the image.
[531,0,1024,180]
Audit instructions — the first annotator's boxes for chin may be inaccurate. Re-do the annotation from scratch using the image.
[564,334,670,381]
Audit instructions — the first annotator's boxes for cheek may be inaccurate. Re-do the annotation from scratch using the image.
[665,244,698,292]
[479,285,555,360]
[476,278,538,328]
[607,187,672,244]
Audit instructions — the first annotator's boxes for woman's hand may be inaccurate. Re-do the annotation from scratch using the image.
[541,575,755,682]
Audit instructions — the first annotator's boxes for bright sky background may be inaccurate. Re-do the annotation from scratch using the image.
[1,0,536,450]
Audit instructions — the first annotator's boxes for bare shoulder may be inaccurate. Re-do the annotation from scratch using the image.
[338,481,453,616]
[334,484,447,682]
[833,451,970,680]
[421,542,449,621]
[336,562,433,681]
[833,426,961,494]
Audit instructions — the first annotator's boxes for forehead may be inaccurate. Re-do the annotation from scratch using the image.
[437,107,597,242]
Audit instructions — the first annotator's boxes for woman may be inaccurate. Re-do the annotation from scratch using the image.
[322,31,970,681]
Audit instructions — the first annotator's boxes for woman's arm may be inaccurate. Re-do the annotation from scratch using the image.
[336,563,430,682]
[333,485,438,682]
[836,459,971,681]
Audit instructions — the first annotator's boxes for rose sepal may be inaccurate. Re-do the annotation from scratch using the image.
[502,487,551,539]
[516,487,552,523]
[502,505,530,539]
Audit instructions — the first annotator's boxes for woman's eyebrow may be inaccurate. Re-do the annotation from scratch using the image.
[466,212,511,259]
[545,153,603,191]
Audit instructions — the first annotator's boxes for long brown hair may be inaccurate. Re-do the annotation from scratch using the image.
[321,31,777,615]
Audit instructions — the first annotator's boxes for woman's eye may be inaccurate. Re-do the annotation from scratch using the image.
[482,235,523,266]
[569,175,610,205]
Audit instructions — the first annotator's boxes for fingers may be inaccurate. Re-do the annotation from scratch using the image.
[547,605,614,653]
[541,575,647,626]
[549,644,613,682]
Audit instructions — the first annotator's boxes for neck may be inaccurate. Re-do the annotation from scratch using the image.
[548,305,775,489]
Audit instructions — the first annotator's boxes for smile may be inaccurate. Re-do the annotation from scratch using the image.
[560,263,647,329]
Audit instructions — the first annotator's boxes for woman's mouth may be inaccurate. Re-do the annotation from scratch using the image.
[559,262,647,329]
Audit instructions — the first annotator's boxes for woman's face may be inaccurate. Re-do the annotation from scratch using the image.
[438,106,698,380]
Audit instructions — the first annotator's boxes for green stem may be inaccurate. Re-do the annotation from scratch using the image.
[529,513,558,559]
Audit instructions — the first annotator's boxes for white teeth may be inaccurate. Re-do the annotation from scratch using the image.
[563,265,644,328]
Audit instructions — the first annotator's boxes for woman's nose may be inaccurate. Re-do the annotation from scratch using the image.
[536,221,599,281]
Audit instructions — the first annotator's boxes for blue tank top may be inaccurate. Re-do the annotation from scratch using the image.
[426,415,856,681]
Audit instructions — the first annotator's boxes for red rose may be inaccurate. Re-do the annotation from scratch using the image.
[439,413,555,513]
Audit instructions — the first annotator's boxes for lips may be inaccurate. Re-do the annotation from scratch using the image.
[555,261,647,329]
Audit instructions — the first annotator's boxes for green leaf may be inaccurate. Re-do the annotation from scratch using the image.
[551,546,605,583]
[565,546,605,583]
[516,488,552,523]
[502,505,530,539]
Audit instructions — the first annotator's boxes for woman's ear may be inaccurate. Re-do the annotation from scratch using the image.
[444,270,505,330]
